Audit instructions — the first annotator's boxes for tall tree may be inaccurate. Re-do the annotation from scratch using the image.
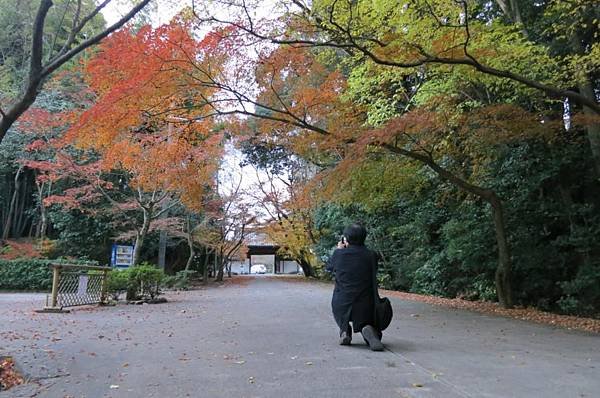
[196,162,254,281]
[57,20,226,263]
[0,0,152,143]
[244,155,321,277]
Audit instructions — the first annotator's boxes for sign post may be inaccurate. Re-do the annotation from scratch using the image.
[111,244,135,268]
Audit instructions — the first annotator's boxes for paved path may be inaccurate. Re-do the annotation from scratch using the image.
[1,277,599,398]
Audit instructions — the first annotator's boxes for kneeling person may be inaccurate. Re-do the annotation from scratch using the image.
[326,223,383,351]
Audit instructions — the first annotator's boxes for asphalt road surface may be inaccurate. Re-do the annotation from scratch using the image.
[1,277,598,398]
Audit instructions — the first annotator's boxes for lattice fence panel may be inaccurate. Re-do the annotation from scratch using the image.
[57,271,105,307]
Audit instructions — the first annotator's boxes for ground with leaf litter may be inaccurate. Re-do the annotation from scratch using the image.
[272,275,600,334]
[0,277,598,398]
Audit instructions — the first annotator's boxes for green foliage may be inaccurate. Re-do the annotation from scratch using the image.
[0,0,106,97]
[0,258,97,290]
[411,253,454,297]
[106,268,130,300]
[311,133,600,316]
[0,259,53,291]
[296,0,600,317]
[49,208,115,262]
[114,263,165,300]
[162,270,196,290]
[557,262,600,315]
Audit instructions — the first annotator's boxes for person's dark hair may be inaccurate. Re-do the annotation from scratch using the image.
[343,223,367,246]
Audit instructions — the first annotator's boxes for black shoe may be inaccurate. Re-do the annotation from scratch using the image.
[361,325,384,351]
[339,330,352,345]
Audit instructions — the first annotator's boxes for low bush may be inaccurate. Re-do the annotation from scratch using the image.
[107,263,165,301]
[128,263,164,300]
[162,270,196,290]
[106,269,129,300]
[0,259,97,291]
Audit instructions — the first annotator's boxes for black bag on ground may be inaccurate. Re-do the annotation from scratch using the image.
[372,261,393,331]
[374,296,393,331]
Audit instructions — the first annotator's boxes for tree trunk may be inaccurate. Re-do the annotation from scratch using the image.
[382,144,514,307]
[185,218,195,272]
[578,79,600,178]
[215,250,224,282]
[569,35,600,177]
[158,230,167,269]
[489,193,513,308]
[215,265,224,281]
[203,248,211,284]
[132,208,151,265]
[2,165,23,240]
[15,176,26,237]
[36,181,48,238]
[227,261,232,278]
[297,256,314,277]
[0,0,50,144]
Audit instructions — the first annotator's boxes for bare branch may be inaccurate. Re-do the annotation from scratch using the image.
[47,0,74,61]
[61,0,83,56]
[154,198,181,219]
[42,0,151,78]
[30,0,53,79]
[95,175,136,226]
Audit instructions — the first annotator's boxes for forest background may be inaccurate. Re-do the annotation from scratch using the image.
[0,0,598,317]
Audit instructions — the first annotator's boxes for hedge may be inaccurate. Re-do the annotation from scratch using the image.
[0,259,98,291]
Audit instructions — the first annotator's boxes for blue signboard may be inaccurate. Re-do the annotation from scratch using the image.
[111,244,134,268]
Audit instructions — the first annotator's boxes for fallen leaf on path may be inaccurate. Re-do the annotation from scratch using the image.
[0,357,24,390]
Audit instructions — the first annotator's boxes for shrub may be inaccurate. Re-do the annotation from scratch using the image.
[411,253,453,297]
[557,263,600,316]
[162,270,196,290]
[106,269,129,300]
[110,263,165,301]
[0,259,98,291]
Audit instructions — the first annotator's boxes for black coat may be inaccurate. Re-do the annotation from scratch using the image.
[326,245,377,333]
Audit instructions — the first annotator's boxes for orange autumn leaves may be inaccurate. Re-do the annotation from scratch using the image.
[253,46,365,156]
[67,19,226,209]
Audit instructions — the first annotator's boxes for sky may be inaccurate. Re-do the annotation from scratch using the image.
[102,0,186,26]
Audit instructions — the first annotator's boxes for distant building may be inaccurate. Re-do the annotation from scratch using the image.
[230,232,302,275]
[245,244,301,275]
